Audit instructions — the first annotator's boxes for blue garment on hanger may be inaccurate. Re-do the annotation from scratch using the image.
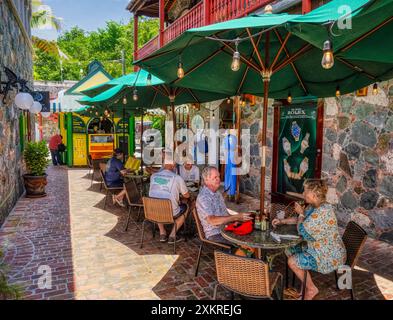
[224,134,237,197]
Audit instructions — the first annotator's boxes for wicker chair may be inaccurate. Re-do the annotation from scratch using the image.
[124,179,144,232]
[99,163,107,191]
[193,208,231,277]
[88,154,93,185]
[214,251,284,300]
[141,197,188,254]
[99,169,123,210]
[300,221,367,300]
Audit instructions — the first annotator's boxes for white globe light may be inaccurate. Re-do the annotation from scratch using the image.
[30,101,42,114]
[15,92,34,110]
[41,112,51,118]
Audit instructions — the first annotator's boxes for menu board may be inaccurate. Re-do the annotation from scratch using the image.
[116,118,129,134]
[277,103,318,195]
[73,115,87,134]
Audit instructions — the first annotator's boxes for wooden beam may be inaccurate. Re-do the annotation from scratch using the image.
[340,15,393,53]
[273,43,313,74]
[274,29,308,94]
[336,57,377,80]
[246,28,266,71]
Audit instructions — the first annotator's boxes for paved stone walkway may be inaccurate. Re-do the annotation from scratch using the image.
[0,166,393,300]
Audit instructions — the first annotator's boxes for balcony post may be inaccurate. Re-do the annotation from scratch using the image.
[204,0,211,25]
[159,0,165,47]
[133,14,139,71]
[302,0,312,14]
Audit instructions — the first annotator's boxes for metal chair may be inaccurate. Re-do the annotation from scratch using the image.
[124,179,144,232]
[193,208,231,277]
[99,169,123,210]
[214,251,284,300]
[300,221,368,300]
[141,197,188,254]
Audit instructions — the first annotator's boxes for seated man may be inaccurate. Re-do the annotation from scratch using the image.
[105,148,131,207]
[149,155,190,244]
[179,157,200,186]
[196,166,252,246]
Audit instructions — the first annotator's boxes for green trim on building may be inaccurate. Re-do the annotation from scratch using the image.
[66,113,74,167]
[129,115,136,156]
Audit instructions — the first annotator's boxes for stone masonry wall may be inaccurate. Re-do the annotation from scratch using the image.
[0,0,33,225]
[240,82,393,244]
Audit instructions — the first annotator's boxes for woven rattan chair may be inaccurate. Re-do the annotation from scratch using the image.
[193,208,231,277]
[141,197,188,254]
[88,154,93,185]
[300,221,367,300]
[214,251,283,300]
[99,169,123,210]
[99,163,107,191]
[124,179,144,232]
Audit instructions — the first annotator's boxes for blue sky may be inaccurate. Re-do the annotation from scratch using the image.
[33,0,132,40]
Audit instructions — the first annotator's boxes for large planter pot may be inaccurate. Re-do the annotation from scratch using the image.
[23,174,48,198]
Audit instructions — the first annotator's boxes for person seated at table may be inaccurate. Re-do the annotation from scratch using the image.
[196,166,253,246]
[149,153,190,244]
[105,148,131,207]
[179,156,200,186]
[272,179,347,300]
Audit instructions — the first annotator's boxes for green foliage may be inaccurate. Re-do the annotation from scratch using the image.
[0,250,22,300]
[34,19,159,81]
[152,116,166,147]
[24,141,50,176]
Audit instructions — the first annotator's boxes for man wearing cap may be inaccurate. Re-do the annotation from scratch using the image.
[106,148,131,207]
[149,153,190,244]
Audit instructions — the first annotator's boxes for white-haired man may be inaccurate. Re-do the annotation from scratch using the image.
[149,154,190,244]
[196,166,252,245]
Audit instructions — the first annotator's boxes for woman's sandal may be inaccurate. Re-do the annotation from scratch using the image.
[284,288,302,300]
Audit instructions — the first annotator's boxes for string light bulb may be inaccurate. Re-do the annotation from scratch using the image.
[336,86,341,97]
[133,89,138,101]
[147,73,152,86]
[287,92,293,104]
[322,40,334,70]
[227,98,231,104]
[231,40,241,72]
[123,96,127,105]
[373,83,379,95]
[212,111,216,120]
[177,58,185,79]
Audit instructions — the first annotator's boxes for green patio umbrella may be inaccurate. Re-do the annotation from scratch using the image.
[134,0,393,216]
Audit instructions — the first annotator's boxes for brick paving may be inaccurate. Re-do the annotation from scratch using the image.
[0,166,393,300]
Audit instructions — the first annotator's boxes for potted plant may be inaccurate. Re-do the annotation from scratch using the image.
[23,141,50,198]
[0,250,21,300]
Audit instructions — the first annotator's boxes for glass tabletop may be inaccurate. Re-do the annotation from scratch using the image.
[221,224,303,250]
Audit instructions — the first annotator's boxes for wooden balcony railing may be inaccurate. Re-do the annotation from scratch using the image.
[135,0,275,60]
[163,2,204,44]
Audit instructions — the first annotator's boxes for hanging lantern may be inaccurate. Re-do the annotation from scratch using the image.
[147,73,152,86]
[287,92,293,104]
[336,86,341,97]
[177,58,185,79]
[231,40,241,72]
[322,40,334,70]
[372,83,379,95]
[133,89,138,101]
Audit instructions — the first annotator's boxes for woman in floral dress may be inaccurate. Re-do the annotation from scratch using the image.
[272,179,347,300]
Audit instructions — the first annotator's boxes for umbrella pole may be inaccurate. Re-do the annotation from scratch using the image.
[235,96,242,204]
[171,102,176,152]
[260,80,270,220]
[123,106,126,164]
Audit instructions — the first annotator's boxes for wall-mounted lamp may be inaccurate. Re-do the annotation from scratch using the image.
[0,67,32,104]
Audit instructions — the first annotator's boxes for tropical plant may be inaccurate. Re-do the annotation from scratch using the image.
[24,141,50,176]
[0,250,21,300]
[31,0,63,31]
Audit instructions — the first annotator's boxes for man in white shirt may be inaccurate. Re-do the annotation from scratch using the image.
[149,156,190,244]
[179,157,200,185]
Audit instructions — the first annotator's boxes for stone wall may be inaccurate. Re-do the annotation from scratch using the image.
[239,82,393,244]
[0,0,33,225]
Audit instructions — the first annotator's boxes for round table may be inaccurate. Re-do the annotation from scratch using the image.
[221,224,303,269]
